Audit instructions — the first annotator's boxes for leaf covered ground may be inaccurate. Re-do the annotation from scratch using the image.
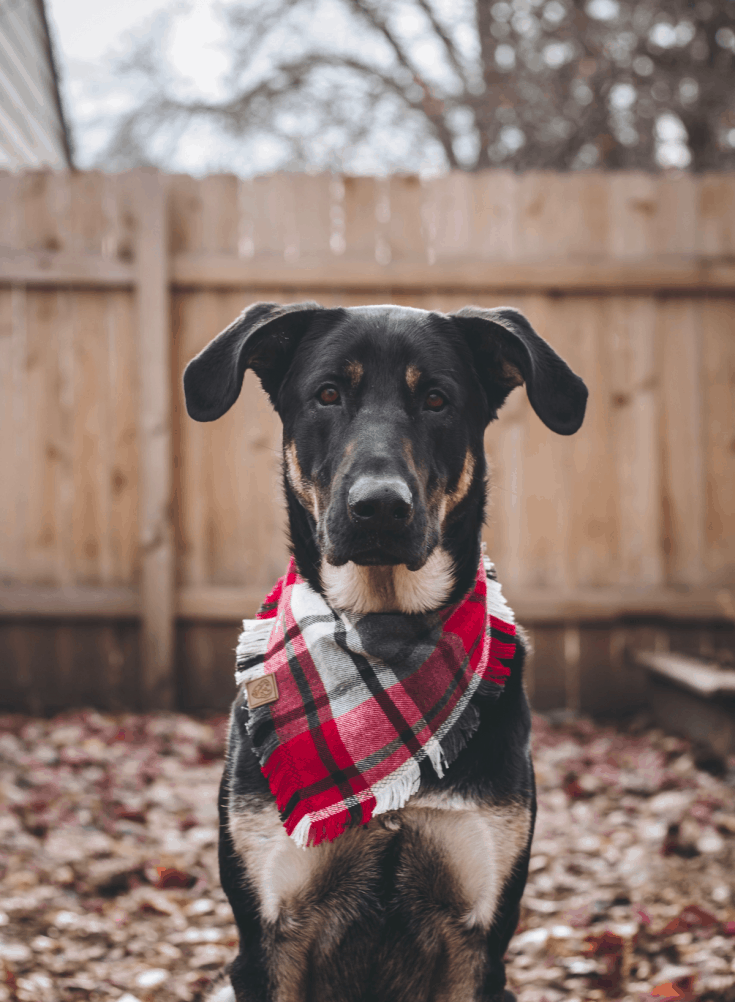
[1,710,734,1002]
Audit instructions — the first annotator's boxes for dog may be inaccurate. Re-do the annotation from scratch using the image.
[183,301,588,1002]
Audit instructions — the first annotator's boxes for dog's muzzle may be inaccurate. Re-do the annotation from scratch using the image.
[322,468,431,569]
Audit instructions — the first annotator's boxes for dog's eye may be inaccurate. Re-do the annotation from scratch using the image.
[424,391,446,411]
[319,386,340,405]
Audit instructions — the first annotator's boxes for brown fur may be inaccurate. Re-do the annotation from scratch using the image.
[441,448,475,524]
[345,360,364,388]
[284,441,319,518]
[405,364,421,391]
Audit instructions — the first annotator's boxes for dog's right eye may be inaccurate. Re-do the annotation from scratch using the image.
[319,386,340,405]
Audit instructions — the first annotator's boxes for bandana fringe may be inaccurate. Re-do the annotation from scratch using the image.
[234,620,272,685]
[372,759,422,816]
[291,814,315,848]
[484,569,515,623]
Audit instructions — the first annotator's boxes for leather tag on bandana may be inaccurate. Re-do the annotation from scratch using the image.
[246,674,279,709]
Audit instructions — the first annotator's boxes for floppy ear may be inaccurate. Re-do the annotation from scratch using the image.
[183,300,333,421]
[450,306,588,435]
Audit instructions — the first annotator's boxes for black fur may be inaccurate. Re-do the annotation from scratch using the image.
[184,301,587,1002]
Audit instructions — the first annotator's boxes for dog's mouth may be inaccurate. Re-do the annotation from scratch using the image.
[348,543,409,566]
[326,538,433,573]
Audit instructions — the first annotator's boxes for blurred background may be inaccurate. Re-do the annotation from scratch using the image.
[35,0,735,175]
[0,0,734,733]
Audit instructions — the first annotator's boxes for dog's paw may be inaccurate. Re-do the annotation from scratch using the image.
[204,977,235,1002]
[502,991,517,1002]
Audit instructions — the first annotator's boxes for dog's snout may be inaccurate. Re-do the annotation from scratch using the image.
[348,477,413,528]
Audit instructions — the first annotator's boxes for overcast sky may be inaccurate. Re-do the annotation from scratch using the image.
[46,0,230,167]
[47,0,169,61]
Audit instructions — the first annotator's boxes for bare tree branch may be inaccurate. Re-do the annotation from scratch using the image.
[414,0,469,90]
[93,0,735,174]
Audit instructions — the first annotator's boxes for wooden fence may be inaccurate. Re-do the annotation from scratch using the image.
[1,168,734,714]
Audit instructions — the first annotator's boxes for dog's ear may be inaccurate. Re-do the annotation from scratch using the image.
[450,306,588,435]
[184,300,331,421]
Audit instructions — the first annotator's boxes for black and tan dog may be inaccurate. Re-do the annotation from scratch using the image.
[183,302,587,1002]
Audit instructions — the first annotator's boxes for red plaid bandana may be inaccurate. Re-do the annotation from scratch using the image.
[235,555,516,847]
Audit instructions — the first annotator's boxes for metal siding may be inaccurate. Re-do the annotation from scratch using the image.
[0,0,68,168]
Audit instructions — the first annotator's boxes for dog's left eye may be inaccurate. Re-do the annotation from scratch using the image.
[424,391,446,411]
[319,386,340,405]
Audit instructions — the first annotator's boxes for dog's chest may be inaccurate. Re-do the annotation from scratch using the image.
[228,792,531,932]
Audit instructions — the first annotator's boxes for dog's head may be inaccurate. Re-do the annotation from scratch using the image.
[184,302,587,614]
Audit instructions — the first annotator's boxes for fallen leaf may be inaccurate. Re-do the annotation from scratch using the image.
[647,974,697,1001]
[661,904,719,935]
[151,867,196,890]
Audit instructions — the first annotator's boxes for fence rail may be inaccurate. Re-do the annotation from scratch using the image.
[1,168,734,714]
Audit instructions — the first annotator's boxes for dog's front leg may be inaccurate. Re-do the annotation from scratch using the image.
[217,771,272,1002]
[477,838,533,1002]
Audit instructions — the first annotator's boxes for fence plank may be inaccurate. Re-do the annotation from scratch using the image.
[200,174,240,255]
[422,173,472,265]
[342,176,378,261]
[386,176,425,264]
[54,291,75,586]
[0,172,20,247]
[0,288,16,579]
[72,291,108,584]
[526,625,567,711]
[291,174,334,258]
[607,296,664,587]
[698,175,735,257]
[566,297,622,587]
[702,296,735,584]
[474,171,518,260]
[563,172,610,260]
[8,287,28,582]
[608,172,658,258]
[250,174,295,259]
[24,289,63,583]
[108,289,139,584]
[656,174,698,257]
[658,297,705,586]
[134,169,175,708]
[169,173,204,255]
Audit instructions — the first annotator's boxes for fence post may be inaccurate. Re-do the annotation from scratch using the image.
[134,169,175,708]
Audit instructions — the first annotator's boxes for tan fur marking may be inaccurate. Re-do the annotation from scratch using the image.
[405,364,421,392]
[321,547,454,614]
[344,361,364,388]
[284,442,318,518]
[444,449,475,519]
[204,983,235,1002]
[408,793,532,929]
[501,360,523,387]
[228,797,317,923]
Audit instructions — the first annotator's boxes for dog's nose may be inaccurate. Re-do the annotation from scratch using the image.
[348,477,413,528]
